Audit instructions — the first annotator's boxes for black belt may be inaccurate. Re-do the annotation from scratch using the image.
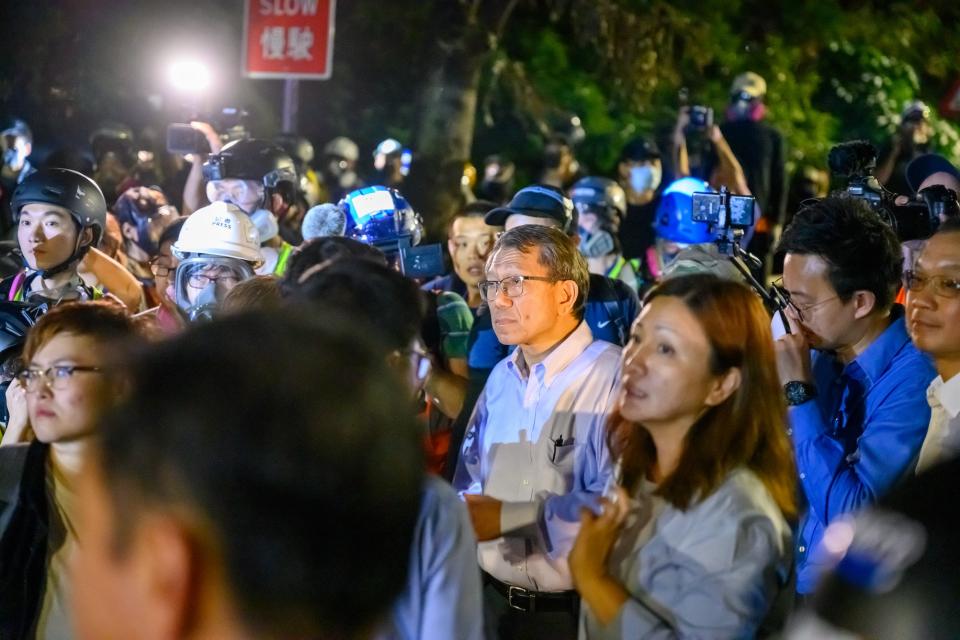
[483,573,579,614]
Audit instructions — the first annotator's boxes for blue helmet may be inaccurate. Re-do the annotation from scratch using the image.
[340,186,423,252]
[654,177,715,244]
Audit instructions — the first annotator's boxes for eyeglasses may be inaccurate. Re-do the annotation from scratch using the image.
[149,256,175,278]
[477,275,558,301]
[16,365,103,393]
[187,272,241,289]
[904,270,960,299]
[773,277,839,322]
[406,346,433,385]
[389,344,433,389]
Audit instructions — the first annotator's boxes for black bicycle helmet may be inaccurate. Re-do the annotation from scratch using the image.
[202,138,297,188]
[12,168,107,248]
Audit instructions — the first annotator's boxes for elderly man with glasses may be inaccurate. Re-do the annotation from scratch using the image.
[453,224,620,640]
[773,195,935,598]
[905,218,960,472]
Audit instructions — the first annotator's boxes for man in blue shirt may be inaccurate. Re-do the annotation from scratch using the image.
[454,224,620,639]
[774,196,935,595]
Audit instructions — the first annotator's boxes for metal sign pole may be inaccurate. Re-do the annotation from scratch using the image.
[282,78,300,133]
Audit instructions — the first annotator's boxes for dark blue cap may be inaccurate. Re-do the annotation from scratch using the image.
[484,184,575,232]
[906,153,960,193]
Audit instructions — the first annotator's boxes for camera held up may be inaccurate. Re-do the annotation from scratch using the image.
[827,140,959,242]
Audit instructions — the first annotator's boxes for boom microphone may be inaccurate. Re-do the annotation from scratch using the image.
[301,203,347,241]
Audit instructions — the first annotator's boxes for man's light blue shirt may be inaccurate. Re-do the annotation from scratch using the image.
[380,476,484,640]
[454,321,620,592]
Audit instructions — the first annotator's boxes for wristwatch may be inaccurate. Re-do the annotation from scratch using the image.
[784,381,817,406]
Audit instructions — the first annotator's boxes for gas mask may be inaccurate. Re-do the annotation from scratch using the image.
[575,202,620,259]
[174,256,254,322]
[250,209,279,243]
[579,228,617,258]
[629,165,662,194]
[726,98,767,123]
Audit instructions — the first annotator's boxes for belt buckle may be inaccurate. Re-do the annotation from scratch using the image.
[507,585,535,612]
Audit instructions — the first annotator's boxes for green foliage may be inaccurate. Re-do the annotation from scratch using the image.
[481,0,960,179]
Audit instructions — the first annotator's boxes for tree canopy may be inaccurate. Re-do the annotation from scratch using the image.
[1,0,957,228]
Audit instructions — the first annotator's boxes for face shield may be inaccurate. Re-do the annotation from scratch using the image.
[174,256,255,322]
[205,179,264,215]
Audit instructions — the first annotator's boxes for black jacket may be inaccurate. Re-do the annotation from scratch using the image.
[720,119,787,225]
[0,441,57,640]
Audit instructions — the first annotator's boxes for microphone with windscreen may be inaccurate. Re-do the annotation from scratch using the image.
[301,203,347,241]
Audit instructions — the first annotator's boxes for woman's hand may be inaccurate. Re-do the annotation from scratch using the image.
[569,486,632,625]
[2,378,32,445]
[570,486,630,589]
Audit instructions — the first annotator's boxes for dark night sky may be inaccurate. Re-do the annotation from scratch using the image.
[0,0,336,149]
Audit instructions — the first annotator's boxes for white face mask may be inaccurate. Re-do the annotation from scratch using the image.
[629,165,662,194]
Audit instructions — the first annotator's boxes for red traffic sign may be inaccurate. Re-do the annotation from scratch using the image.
[243,0,336,79]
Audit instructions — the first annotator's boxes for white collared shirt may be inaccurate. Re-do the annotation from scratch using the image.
[916,372,960,473]
[453,321,621,592]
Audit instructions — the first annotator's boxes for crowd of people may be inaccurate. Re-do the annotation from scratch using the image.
[0,70,959,640]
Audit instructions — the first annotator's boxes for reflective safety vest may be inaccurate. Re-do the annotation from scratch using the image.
[273,242,294,276]
[605,256,641,281]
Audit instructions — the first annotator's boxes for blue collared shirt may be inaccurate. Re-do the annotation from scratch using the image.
[379,476,484,640]
[790,307,935,593]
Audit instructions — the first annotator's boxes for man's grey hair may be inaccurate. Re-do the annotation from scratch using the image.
[489,225,590,319]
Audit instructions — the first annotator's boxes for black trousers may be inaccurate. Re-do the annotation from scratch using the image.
[482,581,579,640]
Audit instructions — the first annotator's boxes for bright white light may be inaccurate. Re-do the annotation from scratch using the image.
[168,59,211,93]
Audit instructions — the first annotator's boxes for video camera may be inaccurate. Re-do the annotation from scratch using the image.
[690,187,793,329]
[166,107,251,155]
[691,187,756,253]
[828,140,959,242]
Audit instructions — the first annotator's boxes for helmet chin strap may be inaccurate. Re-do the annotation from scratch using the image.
[27,232,90,280]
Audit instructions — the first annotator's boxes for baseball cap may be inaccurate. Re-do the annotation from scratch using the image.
[901,100,931,123]
[484,184,575,232]
[1,118,32,144]
[619,137,661,163]
[730,72,767,100]
[906,154,960,193]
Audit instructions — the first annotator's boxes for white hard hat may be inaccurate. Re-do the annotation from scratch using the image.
[173,201,264,266]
